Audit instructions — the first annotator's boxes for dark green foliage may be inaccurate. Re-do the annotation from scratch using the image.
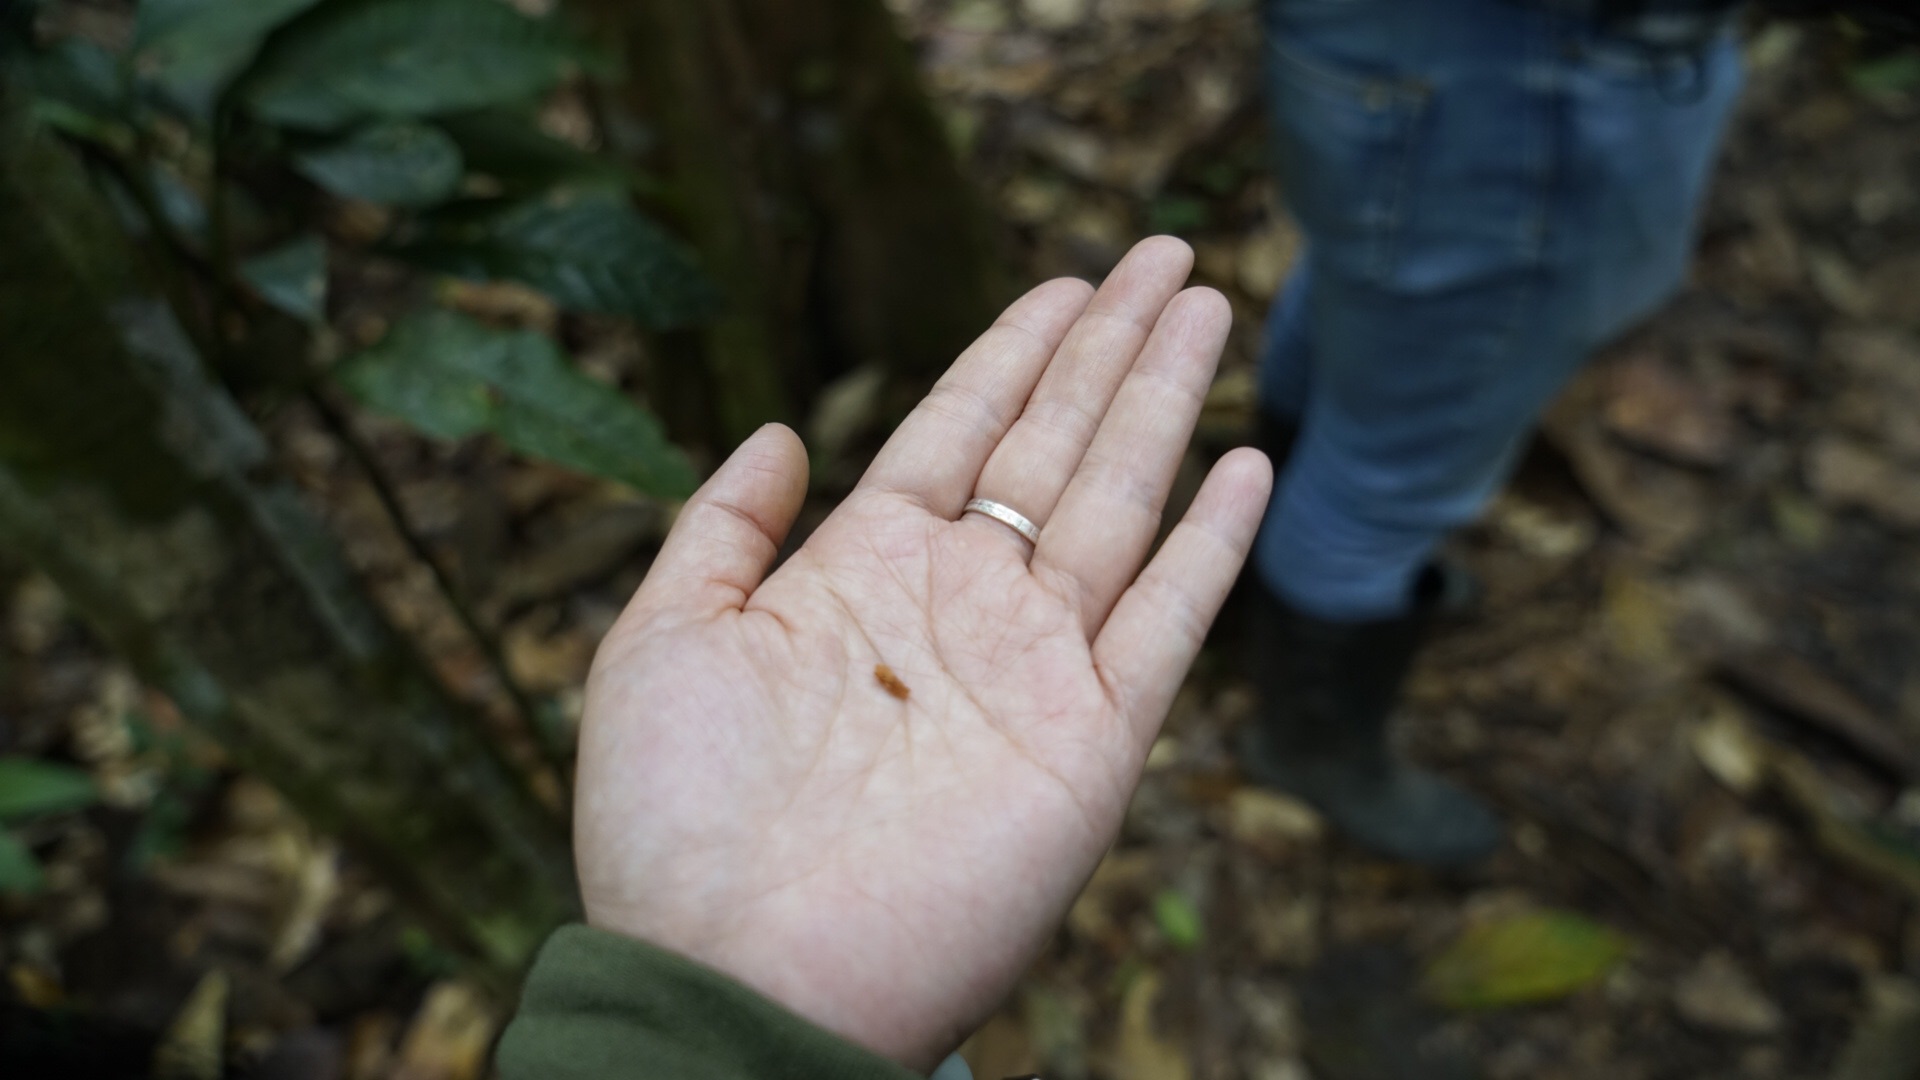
[0,832,45,893]
[293,120,464,207]
[0,758,97,821]
[437,109,628,195]
[242,0,599,130]
[0,757,98,894]
[14,0,719,492]
[240,233,328,320]
[339,310,699,498]
[25,39,131,147]
[403,192,722,330]
[135,0,323,109]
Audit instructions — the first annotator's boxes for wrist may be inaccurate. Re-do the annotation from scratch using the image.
[585,905,955,1072]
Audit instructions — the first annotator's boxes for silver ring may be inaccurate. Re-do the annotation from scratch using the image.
[964,498,1040,545]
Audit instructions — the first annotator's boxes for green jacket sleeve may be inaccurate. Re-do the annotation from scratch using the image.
[496,924,922,1080]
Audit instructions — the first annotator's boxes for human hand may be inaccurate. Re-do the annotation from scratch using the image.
[574,237,1272,1069]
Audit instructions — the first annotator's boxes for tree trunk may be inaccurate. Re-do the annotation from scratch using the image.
[585,0,1010,443]
[0,107,576,975]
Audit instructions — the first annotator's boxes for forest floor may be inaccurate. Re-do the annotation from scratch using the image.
[5,2,1920,1079]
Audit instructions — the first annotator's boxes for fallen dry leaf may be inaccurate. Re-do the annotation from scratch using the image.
[1601,352,1735,468]
[1690,700,1768,796]
[1113,972,1191,1080]
[390,982,496,1080]
[1020,0,1089,31]
[1805,437,1920,530]
[1225,788,1324,854]
[154,970,228,1080]
[1673,951,1783,1037]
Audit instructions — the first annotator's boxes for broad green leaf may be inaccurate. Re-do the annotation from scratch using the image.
[243,0,593,130]
[0,832,45,895]
[337,310,698,498]
[1152,890,1204,951]
[134,0,324,110]
[402,193,721,330]
[294,121,463,207]
[241,234,328,321]
[1422,910,1630,1011]
[0,757,97,822]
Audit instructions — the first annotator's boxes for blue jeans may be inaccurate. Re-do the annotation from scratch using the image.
[1255,0,1743,620]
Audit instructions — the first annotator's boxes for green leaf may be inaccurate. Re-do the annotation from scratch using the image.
[1851,53,1920,97]
[402,192,721,330]
[294,121,464,207]
[242,0,592,130]
[126,791,194,872]
[437,110,627,195]
[1151,890,1204,951]
[134,0,324,109]
[1147,195,1210,235]
[241,234,328,320]
[1422,910,1630,1011]
[337,310,698,498]
[0,832,45,895]
[0,758,97,823]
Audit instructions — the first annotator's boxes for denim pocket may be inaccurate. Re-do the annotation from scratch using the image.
[1266,35,1429,284]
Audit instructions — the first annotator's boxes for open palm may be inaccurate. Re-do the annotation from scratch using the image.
[575,239,1271,1069]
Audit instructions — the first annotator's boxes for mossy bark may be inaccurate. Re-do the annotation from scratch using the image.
[584,0,1010,444]
[0,108,576,975]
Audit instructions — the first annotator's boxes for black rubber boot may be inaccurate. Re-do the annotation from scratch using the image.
[1237,568,1504,866]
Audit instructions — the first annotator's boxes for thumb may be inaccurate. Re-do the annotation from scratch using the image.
[629,423,809,618]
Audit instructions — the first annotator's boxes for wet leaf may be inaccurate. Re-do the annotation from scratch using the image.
[241,234,328,321]
[1422,910,1630,1010]
[294,122,464,208]
[337,310,698,498]
[0,757,98,822]
[400,192,721,330]
[0,832,46,895]
[1153,890,1204,951]
[243,0,597,130]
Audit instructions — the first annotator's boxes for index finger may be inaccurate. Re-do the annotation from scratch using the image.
[858,277,1093,515]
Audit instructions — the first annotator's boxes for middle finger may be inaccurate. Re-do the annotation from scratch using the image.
[959,236,1195,554]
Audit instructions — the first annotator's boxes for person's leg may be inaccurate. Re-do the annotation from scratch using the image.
[1259,260,1315,427]
[1246,0,1744,862]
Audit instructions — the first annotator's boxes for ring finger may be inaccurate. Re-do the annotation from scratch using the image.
[960,237,1195,552]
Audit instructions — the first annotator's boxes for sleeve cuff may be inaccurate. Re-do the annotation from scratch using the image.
[496,924,922,1080]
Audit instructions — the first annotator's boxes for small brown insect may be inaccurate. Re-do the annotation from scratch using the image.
[874,664,911,700]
